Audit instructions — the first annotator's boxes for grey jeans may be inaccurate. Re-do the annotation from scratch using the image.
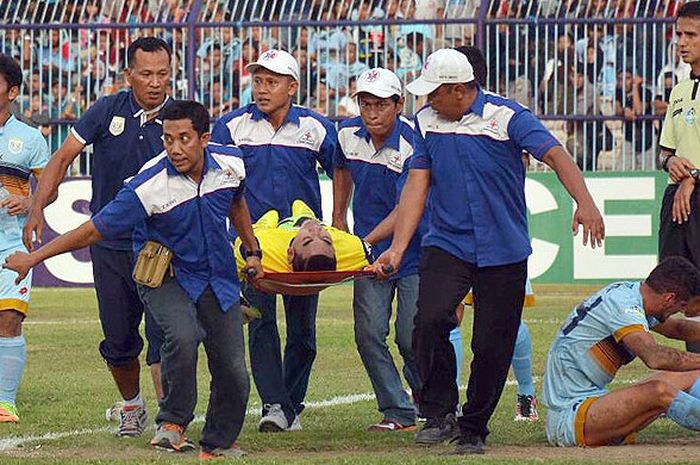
[138,277,249,450]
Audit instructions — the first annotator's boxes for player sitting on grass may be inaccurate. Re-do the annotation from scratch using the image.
[232,199,372,274]
[543,256,700,447]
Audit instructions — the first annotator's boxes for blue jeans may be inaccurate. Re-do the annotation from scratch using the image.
[138,278,249,451]
[353,275,421,426]
[243,283,318,424]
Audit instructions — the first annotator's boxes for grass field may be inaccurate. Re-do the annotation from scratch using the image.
[1,284,699,465]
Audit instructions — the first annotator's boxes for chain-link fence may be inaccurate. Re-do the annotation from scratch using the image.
[0,0,685,173]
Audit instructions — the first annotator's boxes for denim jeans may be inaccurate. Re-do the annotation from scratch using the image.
[138,278,249,451]
[353,274,421,426]
[243,282,318,424]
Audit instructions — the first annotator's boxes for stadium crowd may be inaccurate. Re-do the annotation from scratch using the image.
[0,0,690,173]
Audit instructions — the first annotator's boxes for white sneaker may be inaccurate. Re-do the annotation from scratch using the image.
[258,403,301,432]
[106,400,124,422]
[118,403,148,437]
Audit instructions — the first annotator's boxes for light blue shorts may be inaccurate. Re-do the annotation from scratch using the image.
[545,391,607,447]
[0,243,32,315]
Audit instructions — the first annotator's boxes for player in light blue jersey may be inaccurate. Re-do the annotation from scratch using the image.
[0,55,50,422]
[543,257,700,447]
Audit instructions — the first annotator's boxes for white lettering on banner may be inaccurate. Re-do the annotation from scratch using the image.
[524,178,560,279]
[37,177,660,285]
[43,179,94,284]
[573,177,657,279]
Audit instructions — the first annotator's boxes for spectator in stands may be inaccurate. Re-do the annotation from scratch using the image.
[565,63,611,172]
[615,68,657,170]
[337,76,360,117]
[326,43,369,95]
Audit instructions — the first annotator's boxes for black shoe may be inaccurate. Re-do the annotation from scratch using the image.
[415,413,459,445]
[452,434,485,455]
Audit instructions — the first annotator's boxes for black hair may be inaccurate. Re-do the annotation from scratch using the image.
[161,100,210,136]
[0,54,22,91]
[454,46,487,87]
[678,1,700,20]
[646,256,700,302]
[127,37,171,67]
[292,253,337,272]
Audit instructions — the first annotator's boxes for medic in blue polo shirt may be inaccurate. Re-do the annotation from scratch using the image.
[372,48,605,455]
[211,49,337,433]
[332,67,422,432]
[23,37,173,437]
[5,100,262,458]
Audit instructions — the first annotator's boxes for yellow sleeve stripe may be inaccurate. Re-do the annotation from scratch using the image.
[613,324,646,343]
[0,299,28,314]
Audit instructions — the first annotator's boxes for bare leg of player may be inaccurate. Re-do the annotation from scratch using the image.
[583,370,700,446]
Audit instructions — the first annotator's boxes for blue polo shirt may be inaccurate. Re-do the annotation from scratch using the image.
[335,115,415,272]
[410,88,560,267]
[394,154,428,278]
[210,103,336,224]
[92,145,246,311]
[71,91,171,251]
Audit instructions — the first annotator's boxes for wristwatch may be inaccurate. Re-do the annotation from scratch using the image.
[244,249,263,259]
[690,168,700,182]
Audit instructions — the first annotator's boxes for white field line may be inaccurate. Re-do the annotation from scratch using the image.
[0,376,643,452]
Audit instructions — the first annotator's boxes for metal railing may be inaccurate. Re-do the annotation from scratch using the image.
[0,0,687,173]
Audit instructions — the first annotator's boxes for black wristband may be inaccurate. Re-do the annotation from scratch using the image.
[244,249,263,259]
[662,154,676,172]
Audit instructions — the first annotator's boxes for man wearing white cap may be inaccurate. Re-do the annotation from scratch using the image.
[332,67,422,432]
[211,49,337,432]
[372,48,605,454]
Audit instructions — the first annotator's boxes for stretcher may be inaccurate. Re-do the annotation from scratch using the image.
[249,269,377,296]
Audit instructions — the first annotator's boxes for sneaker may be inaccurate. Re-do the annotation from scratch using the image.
[117,403,148,437]
[199,442,246,459]
[150,422,196,452]
[0,401,19,422]
[415,413,459,445]
[452,434,485,455]
[105,400,124,422]
[258,403,301,432]
[514,394,539,422]
[367,419,416,432]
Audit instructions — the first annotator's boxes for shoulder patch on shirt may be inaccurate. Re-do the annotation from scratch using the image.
[299,130,316,146]
[7,138,23,154]
[686,108,696,127]
[109,116,125,136]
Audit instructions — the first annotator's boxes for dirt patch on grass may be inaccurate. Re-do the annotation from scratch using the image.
[4,440,700,463]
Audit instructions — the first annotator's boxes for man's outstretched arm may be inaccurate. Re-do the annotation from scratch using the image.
[623,331,700,371]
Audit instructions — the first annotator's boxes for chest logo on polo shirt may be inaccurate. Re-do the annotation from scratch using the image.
[387,153,403,171]
[109,116,126,136]
[299,130,315,146]
[7,138,23,154]
[484,118,500,135]
[685,108,696,127]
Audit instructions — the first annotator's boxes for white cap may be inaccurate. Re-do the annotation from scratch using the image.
[352,68,403,99]
[405,48,474,96]
[245,49,300,81]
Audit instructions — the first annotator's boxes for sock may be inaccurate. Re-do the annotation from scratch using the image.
[123,393,144,408]
[0,335,27,405]
[667,390,700,431]
[688,377,700,400]
[450,327,463,386]
[511,322,535,397]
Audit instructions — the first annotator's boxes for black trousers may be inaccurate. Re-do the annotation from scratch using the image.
[414,246,527,440]
[659,184,700,352]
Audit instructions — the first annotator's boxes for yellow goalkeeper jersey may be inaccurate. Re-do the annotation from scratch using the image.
[234,200,372,275]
